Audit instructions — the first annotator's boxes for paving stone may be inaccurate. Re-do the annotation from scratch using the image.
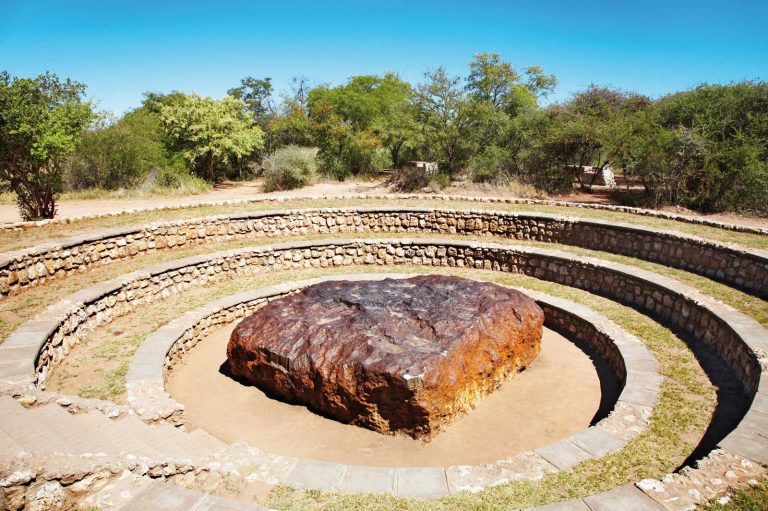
[395,467,449,499]
[568,427,626,457]
[122,480,204,510]
[535,440,593,470]
[752,392,768,414]
[527,499,591,510]
[286,459,346,490]
[736,410,768,436]
[619,386,659,407]
[583,484,666,511]
[196,494,268,510]
[339,465,395,494]
[719,428,768,464]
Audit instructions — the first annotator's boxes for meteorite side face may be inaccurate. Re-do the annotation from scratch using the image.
[226,275,544,440]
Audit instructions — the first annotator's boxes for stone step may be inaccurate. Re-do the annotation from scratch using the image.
[121,417,199,460]
[0,424,26,458]
[116,478,268,511]
[79,470,154,510]
[188,428,228,453]
[0,396,76,456]
[117,478,206,510]
[154,423,213,459]
[76,411,162,459]
[27,404,114,456]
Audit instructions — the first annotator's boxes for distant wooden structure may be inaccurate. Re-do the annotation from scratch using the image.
[402,161,439,175]
[567,165,616,188]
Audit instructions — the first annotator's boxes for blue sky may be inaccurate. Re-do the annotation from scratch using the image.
[1,0,766,115]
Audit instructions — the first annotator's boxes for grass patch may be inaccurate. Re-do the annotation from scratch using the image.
[708,480,768,510]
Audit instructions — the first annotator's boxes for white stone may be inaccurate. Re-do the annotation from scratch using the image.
[637,478,665,493]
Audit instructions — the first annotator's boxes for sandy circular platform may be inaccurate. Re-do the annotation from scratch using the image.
[167,324,604,467]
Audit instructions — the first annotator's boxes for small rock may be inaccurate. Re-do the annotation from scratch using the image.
[637,479,665,493]
[718,495,731,505]
[0,470,35,487]
[55,398,72,407]
[18,395,36,407]
[26,481,68,511]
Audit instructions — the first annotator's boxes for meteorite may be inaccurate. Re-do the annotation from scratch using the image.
[226,275,543,440]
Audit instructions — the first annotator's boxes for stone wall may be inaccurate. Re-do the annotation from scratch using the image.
[2,238,765,509]
[3,194,766,235]
[2,238,761,399]
[125,275,657,493]
[2,208,767,300]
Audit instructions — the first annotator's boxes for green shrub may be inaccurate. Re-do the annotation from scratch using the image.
[65,107,192,191]
[468,145,511,183]
[263,145,318,192]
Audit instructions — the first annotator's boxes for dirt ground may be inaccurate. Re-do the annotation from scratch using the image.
[0,180,385,224]
[3,178,766,229]
[167,324,603,467]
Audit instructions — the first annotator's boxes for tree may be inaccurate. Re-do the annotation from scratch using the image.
[466,53,519,108]
[0,71,94,219]
[544,85,650,190]
[619,81,768,212]
[157,94,264,181]
[414,67,474,173]
[267,100,314,148]
[372,102,421,169]
[66,106,189,190]
[227,76,275,125]
[288,76,313,109]
[465,53,557,113]
[307,73,412,176]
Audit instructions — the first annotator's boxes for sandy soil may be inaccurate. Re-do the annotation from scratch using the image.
[5,178,766,229]
[168,325,602,467]
[0,180,386,224]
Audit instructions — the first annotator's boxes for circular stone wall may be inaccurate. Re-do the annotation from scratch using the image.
[1,199,766,511]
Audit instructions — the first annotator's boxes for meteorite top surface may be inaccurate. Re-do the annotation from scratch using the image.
[229,275,540,379]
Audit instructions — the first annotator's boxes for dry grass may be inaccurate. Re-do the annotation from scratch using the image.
[1,198,767,254]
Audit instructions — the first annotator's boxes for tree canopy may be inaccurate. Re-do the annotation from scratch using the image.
[157,94,264,181]
[0,71,94,219]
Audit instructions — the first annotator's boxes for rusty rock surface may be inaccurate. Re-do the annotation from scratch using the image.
[226,275,544,440]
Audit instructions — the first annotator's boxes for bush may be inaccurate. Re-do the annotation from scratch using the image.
[468,146,511,183]
[262,146,318,192]
[65,107,183,191]
[390,162,449,192]
[138,165,211,195]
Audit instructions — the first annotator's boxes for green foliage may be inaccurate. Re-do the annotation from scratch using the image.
[7,57,763,217]
[267,100,314,148]
[158,93,265,181]
[262,145,318,192]
[0,71,94,219]
[227,76,274,124]
[414,67,476,173]
[66,107,188,190]
[308,73,412,177]
[612,81,768,212]
[466,53,556,113]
